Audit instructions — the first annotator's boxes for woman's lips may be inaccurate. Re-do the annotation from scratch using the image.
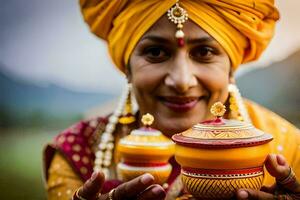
[158,96,202,112]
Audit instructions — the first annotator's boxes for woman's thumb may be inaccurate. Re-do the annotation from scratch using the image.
[75,171,105,200]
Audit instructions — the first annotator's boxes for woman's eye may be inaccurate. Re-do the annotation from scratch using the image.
[144,47,169,62]
[190,46,217,62]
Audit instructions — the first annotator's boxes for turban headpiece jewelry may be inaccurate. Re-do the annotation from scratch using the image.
[80,0,280,72]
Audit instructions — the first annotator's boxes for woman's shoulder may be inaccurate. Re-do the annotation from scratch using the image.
[244,100,300,179]
[244,99,300,154]
[53,116,109,150]
[43,116,109,182]
[244,99,299,134]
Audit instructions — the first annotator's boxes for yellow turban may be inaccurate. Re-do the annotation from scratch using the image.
[80,0,279,72]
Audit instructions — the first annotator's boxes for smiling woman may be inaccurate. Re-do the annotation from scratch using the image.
[43,1,300,200]
[129,16,230,136]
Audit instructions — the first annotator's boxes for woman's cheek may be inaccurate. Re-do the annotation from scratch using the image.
[195,70,228,92]
[133,75,156,94]
[210,65,230,88]
[133,67,165,90]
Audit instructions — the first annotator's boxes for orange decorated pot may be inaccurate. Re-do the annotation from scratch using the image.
[172,103,273,199]
[117,114,175,185]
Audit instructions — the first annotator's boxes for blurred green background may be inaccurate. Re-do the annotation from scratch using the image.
[0,69,115,199]
[0,128,58,199]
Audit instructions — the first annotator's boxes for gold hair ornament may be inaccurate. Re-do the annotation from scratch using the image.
[167,0,188,47]
[119,83,136,124]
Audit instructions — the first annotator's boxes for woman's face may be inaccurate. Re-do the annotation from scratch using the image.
[129,15,231,136]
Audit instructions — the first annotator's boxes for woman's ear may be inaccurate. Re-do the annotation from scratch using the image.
[229,68,235,84]
[125,63,132,82]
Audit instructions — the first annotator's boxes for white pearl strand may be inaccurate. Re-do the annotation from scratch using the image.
[228,84,252,123]
[93,83,132,178]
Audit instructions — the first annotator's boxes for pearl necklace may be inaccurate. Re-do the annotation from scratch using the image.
[93,84,131,178]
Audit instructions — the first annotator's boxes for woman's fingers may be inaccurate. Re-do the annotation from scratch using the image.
[236,189,274,200]
[74,172,105,200]
[237,189,296,200]
[265,154,300,193]
[265,154,289,180]
[113,173,155,200]
[98,173,156,200]
[136,184,166,200]
[260,184,276,193]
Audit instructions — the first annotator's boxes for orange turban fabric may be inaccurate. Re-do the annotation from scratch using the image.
[80,0,279,73]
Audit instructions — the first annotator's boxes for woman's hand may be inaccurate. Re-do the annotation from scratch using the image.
[72,172,166,200]
[236,154,300,200]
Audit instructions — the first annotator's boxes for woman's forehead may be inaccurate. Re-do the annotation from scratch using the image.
[141,15,212,41]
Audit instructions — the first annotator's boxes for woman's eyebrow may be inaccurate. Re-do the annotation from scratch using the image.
[187,37,214,44]
[140,35,173,44]
[141,35,214,45]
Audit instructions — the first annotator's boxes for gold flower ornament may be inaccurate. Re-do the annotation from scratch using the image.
[210,102,226,117]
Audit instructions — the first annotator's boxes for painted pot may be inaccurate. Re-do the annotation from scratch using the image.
[117,114,175,185]
[172,107,273,199]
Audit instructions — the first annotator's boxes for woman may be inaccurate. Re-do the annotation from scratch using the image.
[43,0,300,199]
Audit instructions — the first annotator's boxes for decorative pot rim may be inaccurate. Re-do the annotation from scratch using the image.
[172,133,273,149]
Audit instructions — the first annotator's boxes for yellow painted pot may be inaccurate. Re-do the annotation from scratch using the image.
[172,118,273,199]
[117,114,175,184]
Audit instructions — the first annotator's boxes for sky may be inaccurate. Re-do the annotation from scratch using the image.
[1,0,300,93]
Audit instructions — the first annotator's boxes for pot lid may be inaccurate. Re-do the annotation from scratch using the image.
[172,102,273,149]
[118,113,174,148]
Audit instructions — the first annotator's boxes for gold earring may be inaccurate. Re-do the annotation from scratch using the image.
[228,83,251,123]
[119,83,136,125]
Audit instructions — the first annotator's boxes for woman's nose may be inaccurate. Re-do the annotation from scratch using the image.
[164,53,197,94]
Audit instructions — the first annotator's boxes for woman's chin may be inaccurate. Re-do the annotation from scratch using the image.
[150,102,207,136]
[155,117,200,137]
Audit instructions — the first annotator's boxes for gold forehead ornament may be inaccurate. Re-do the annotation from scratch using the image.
[167,0,188,47]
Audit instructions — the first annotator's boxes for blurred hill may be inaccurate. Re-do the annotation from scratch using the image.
[237,49,300,127]
[0,66,116,128]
